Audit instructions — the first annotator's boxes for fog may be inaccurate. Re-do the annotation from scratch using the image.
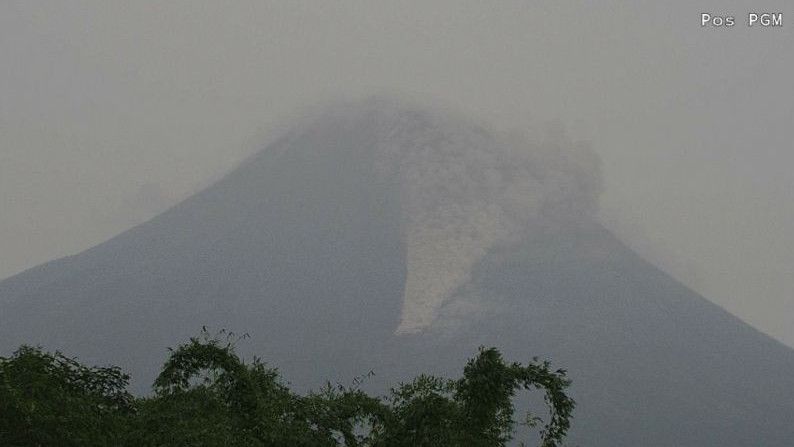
[1,1,792,346]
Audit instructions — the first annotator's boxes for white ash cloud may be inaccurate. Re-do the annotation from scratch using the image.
[298,99,602,334]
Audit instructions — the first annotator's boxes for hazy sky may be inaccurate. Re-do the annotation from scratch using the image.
[1,1,792,346]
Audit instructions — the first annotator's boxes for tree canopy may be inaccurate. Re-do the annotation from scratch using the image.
[0,331,574,446]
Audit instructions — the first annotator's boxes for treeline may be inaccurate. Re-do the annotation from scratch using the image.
[0,331,574,446]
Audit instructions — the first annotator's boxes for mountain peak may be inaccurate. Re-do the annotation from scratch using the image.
[278,98,603,332]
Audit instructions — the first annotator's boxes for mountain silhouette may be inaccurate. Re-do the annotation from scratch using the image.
[2,99,793,446]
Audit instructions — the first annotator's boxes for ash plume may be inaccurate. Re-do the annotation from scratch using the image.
[290,99,602,333]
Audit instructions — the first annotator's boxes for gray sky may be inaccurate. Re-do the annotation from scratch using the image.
[1,1,792,346]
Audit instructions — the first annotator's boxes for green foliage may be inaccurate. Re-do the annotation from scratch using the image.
[372,348,574,447]
[0,346,133,446]
[0,332,574,446]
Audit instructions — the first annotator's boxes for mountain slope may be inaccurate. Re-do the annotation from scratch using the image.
[2,99,793,446]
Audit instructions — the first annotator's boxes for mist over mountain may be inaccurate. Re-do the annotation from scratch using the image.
[2,99,793,446]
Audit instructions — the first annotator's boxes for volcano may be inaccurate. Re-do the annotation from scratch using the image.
[2,99,793,445]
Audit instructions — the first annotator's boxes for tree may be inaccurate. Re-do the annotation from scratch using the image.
[372,348,574,447]
[0,346,133,446]
[0,332,575,446]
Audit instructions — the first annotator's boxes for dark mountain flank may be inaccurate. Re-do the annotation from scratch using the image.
[2,99,793,445]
